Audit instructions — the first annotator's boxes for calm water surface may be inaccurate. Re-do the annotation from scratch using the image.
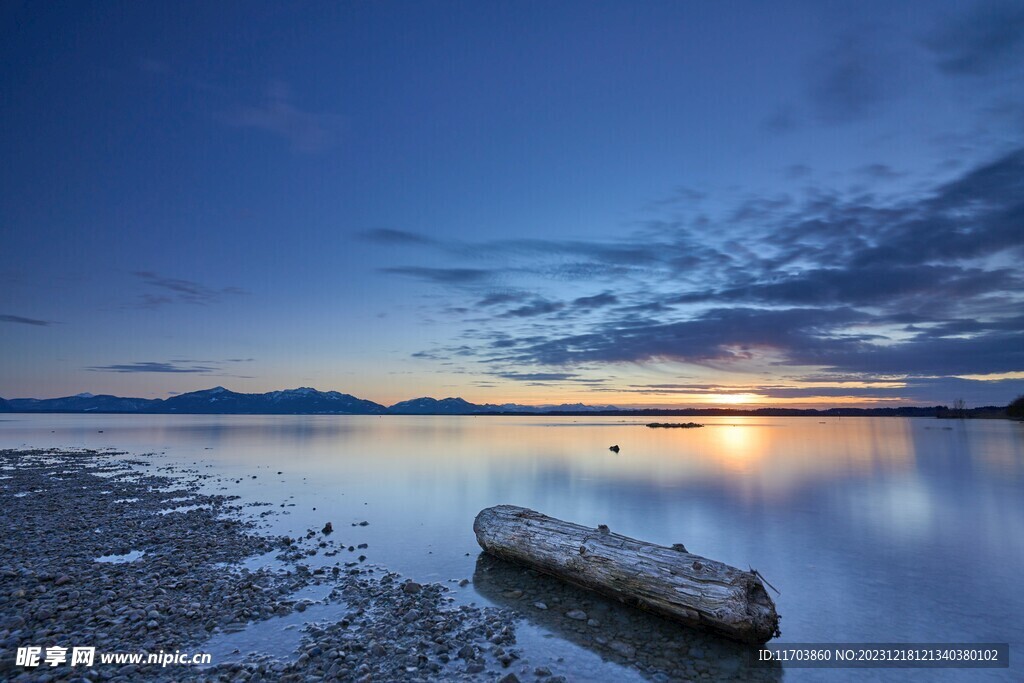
[2,414,1022,681]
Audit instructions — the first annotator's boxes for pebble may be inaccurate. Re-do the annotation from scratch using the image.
[0,446,772,683]
[609,640,637,658]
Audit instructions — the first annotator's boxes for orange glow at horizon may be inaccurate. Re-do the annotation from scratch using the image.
[463,389,910,410]
[444,377,916,410]
[706,393,761,405]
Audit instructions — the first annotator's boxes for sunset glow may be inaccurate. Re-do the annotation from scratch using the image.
[1,1,1021,410]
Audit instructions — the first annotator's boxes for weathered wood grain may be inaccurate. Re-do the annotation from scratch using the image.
[474,505,780,644]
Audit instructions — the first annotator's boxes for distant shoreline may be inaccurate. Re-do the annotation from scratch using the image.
[3,386,1015,419]
[1,407,1014,419]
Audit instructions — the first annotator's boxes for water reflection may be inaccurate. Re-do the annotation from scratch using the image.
[2,414,1023,680]
[473,553,781,682]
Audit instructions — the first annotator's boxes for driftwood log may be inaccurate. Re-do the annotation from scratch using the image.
[474,505,780,644]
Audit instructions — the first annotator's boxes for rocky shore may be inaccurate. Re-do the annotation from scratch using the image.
[1,447,778,682]
[0,448,528,682]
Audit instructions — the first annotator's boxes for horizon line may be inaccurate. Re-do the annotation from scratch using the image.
[1,384,1014,412]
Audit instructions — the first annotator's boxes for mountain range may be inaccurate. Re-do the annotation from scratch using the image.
[0,386,618,415]
[1,386,1007,418]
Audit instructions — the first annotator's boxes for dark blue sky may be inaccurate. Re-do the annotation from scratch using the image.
[2,0,1022,406]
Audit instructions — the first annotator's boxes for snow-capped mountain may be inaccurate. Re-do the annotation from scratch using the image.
[387,397,480,414]
[1,388,614,415]
[160,387,388,414]
[5,394,162,413]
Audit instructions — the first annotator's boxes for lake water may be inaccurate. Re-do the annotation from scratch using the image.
[2,414,1022,681]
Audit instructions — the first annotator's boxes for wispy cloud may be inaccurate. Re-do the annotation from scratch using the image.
[220,81,344,154]
[380,266,492,284]
[86,361,219,374]
[805,28,910,124]
[573,292,618,308]
[477,291,530,307]
[499,299,564,318]
[139,62,342,154]
[86,358,256,376]
[495,371,580,382]
[1,313,52,326]
[358,228,436,245]
[925,0,1024,77]
[856,163,904,181]
[131,271,247,308]
[381,146,1024,393]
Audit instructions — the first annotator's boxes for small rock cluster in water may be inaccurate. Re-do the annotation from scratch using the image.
[645,423,704,429]
[212,576,528,682]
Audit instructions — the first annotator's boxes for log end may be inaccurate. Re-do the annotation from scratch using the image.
[741,576,782,643]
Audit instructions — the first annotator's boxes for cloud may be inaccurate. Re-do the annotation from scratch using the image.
[507,305,1024,379]
[762,107,799,134]
[358,228,436,245]
[645,185,707,210]
[508,306,870,367]
[380,266,492,284]
[857,163,904,180]
[132,271,248,308]
[499,299,564,318]
[85,358,257,376]
[573,292,618,308]
[925,1,1024,77]
[139,66,342,153]
[813,329,1024,377]
[1,314,52,326]
[847,148,1024,268]
[496,372,579,382]
[477,291,529,307]
[220,81,344,153]
[377,230,734,294]
[86,361,219,374]
[678,265,1020,309]
[806,30,909,123]
[619,376,1024,406]
[373,147,1023,398]
[785,164,812,179]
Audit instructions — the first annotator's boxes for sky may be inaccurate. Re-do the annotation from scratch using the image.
[2,0,1023,408]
